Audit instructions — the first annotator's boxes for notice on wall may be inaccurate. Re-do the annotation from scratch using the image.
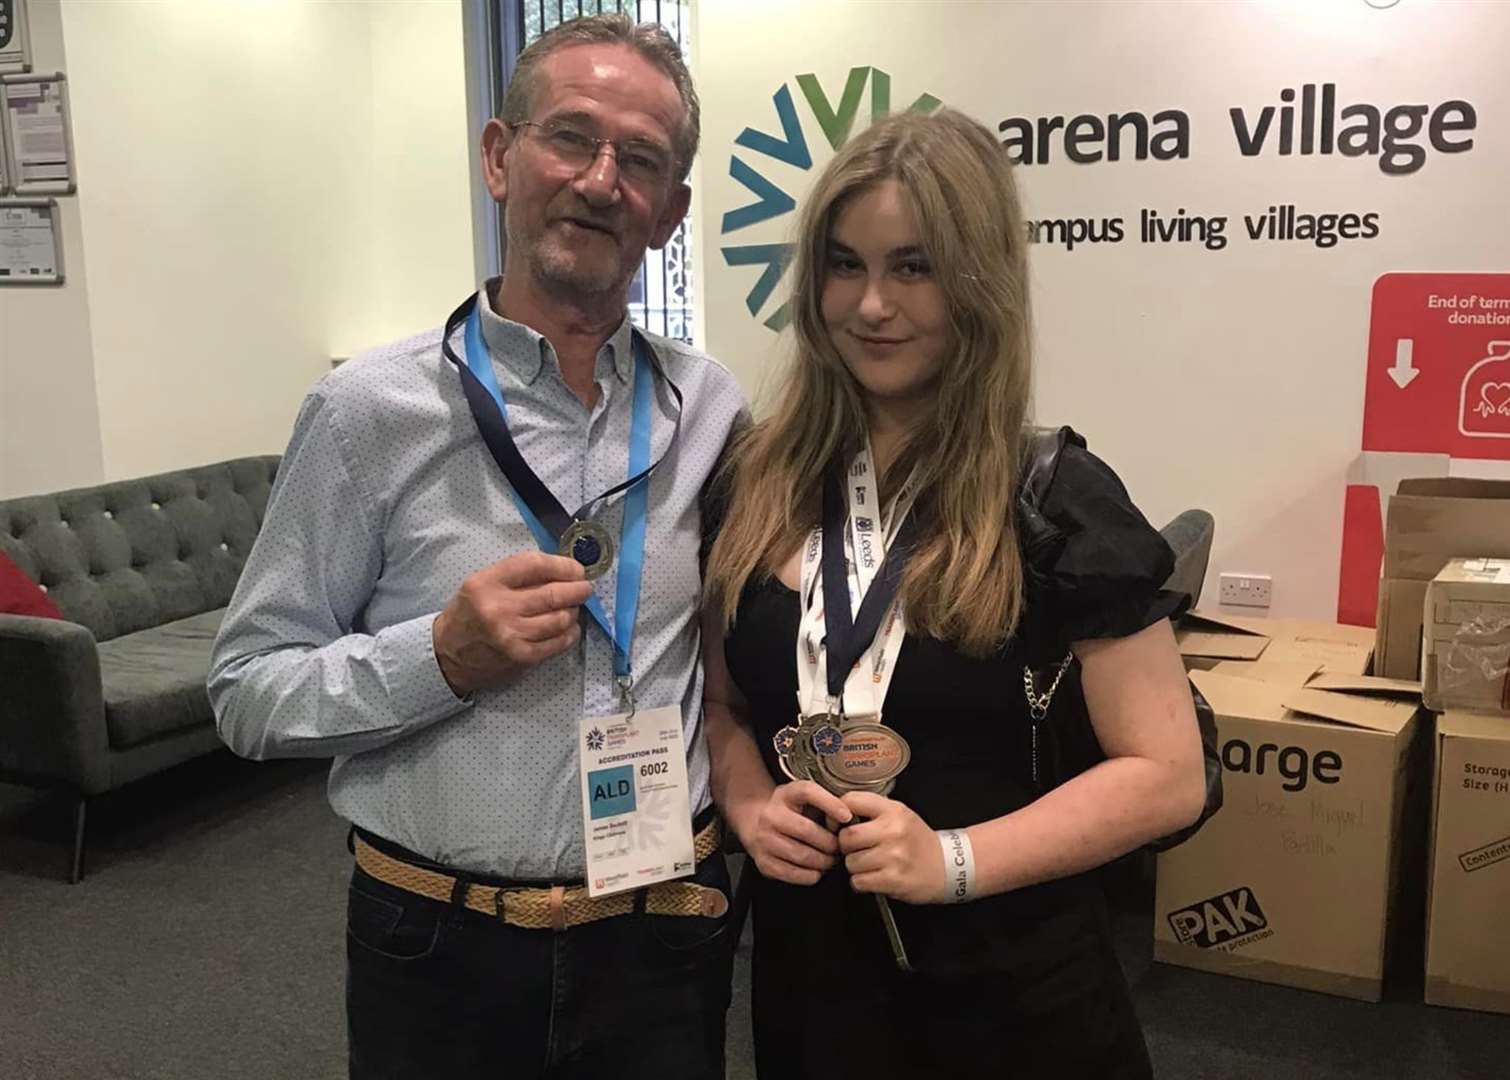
[1362,274,1510,459]
[1,73,74,193]
[0,0,30,76]
[0,198,63,283]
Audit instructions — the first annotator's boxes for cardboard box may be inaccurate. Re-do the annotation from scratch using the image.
[1262,620,1376,676]
[1376,478,1510,680]
[1422,559,1510,713]
[1175,612,1271,669]
[1176,612,1374,677]
[1376,577,1432,682]
[1425,711,1510,1015]
[1153,666,1429,1001]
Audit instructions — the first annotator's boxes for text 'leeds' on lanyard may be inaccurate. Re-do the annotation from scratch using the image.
[439,293,684,703]
[819,450,921,706]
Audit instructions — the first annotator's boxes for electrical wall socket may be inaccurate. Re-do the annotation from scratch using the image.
[1219,573,1273,609]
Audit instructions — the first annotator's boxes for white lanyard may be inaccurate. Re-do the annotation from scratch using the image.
[796,443,917,721]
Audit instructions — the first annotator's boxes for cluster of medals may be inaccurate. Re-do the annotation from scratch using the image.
[773,686,912,798]
[779,445,920,970]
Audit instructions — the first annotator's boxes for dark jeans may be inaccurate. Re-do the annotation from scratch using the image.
[345,846,734,1080]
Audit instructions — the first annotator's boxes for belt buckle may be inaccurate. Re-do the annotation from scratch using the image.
[493,884,570,931]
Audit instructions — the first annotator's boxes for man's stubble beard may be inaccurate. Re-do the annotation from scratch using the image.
[537,246,629,300]
[516,221,635,308]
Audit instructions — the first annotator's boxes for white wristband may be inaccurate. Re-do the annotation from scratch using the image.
[937,828,976,904]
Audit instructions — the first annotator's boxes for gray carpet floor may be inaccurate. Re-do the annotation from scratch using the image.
[1,752,1506,1080]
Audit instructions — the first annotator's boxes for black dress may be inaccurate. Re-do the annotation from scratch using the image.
[721,444,1186,1080]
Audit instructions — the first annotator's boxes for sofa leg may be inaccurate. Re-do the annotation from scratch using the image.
[69,796,87,884]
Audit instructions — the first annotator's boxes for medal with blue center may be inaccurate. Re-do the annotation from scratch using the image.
[774,720,817,782]
[560,519,616,580]
[810,721,843,756]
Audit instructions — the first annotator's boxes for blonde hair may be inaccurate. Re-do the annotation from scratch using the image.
[704,108,1034,656]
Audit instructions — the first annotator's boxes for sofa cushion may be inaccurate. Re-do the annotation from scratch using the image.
[0,457,278,642]
[0,550,63,618]
[99,609,225,749]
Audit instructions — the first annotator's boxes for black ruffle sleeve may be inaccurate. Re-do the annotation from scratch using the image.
[1020,442,1188,654]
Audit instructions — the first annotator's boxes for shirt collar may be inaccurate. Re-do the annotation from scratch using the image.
[476,278,635,386]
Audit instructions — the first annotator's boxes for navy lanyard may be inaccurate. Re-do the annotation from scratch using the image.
[440,294,681,686]
[819,463,922,699]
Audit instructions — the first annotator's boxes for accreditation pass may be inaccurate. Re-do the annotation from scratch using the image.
[578,706,695,898]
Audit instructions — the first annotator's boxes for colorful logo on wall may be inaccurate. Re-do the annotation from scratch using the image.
[719,68,942,333]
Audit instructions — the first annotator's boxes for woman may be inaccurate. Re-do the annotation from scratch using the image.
[701,108,1206,1079]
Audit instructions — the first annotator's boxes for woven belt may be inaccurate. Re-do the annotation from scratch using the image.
[353,819,727,932]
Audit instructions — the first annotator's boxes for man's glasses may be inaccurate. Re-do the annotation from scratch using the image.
[509,120,675,190]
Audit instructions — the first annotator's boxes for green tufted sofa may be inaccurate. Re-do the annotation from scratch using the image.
[0,457,279,881]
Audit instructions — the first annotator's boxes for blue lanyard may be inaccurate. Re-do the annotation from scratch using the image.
[459,305,654,683]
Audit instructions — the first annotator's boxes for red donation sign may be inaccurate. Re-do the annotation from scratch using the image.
[1362,274,1510,457]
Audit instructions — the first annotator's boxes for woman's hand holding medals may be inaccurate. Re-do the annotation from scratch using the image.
[737,777,960,906]
[838,792,953,905]
[737,780,853,886]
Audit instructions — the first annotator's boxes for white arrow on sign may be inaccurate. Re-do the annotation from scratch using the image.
[1389,338,1420,389]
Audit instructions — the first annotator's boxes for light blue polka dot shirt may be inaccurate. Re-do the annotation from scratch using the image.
[209,282,747,879]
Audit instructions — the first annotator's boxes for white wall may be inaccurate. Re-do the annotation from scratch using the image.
[0,0,105,499]
[693,0,1510,622]
[354,0,477,353]
[0,0,474,496]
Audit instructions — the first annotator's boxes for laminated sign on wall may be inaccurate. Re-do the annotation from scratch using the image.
[0,0,31,76]
[1,72,74,194]
[0,197,63,283]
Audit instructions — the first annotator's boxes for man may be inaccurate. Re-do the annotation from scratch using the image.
[209,15,746,1079]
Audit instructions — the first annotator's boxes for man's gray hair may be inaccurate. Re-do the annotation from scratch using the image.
[501,13,700,183]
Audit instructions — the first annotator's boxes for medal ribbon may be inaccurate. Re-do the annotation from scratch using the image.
[796,443,920,719]
[441,293,676,679]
